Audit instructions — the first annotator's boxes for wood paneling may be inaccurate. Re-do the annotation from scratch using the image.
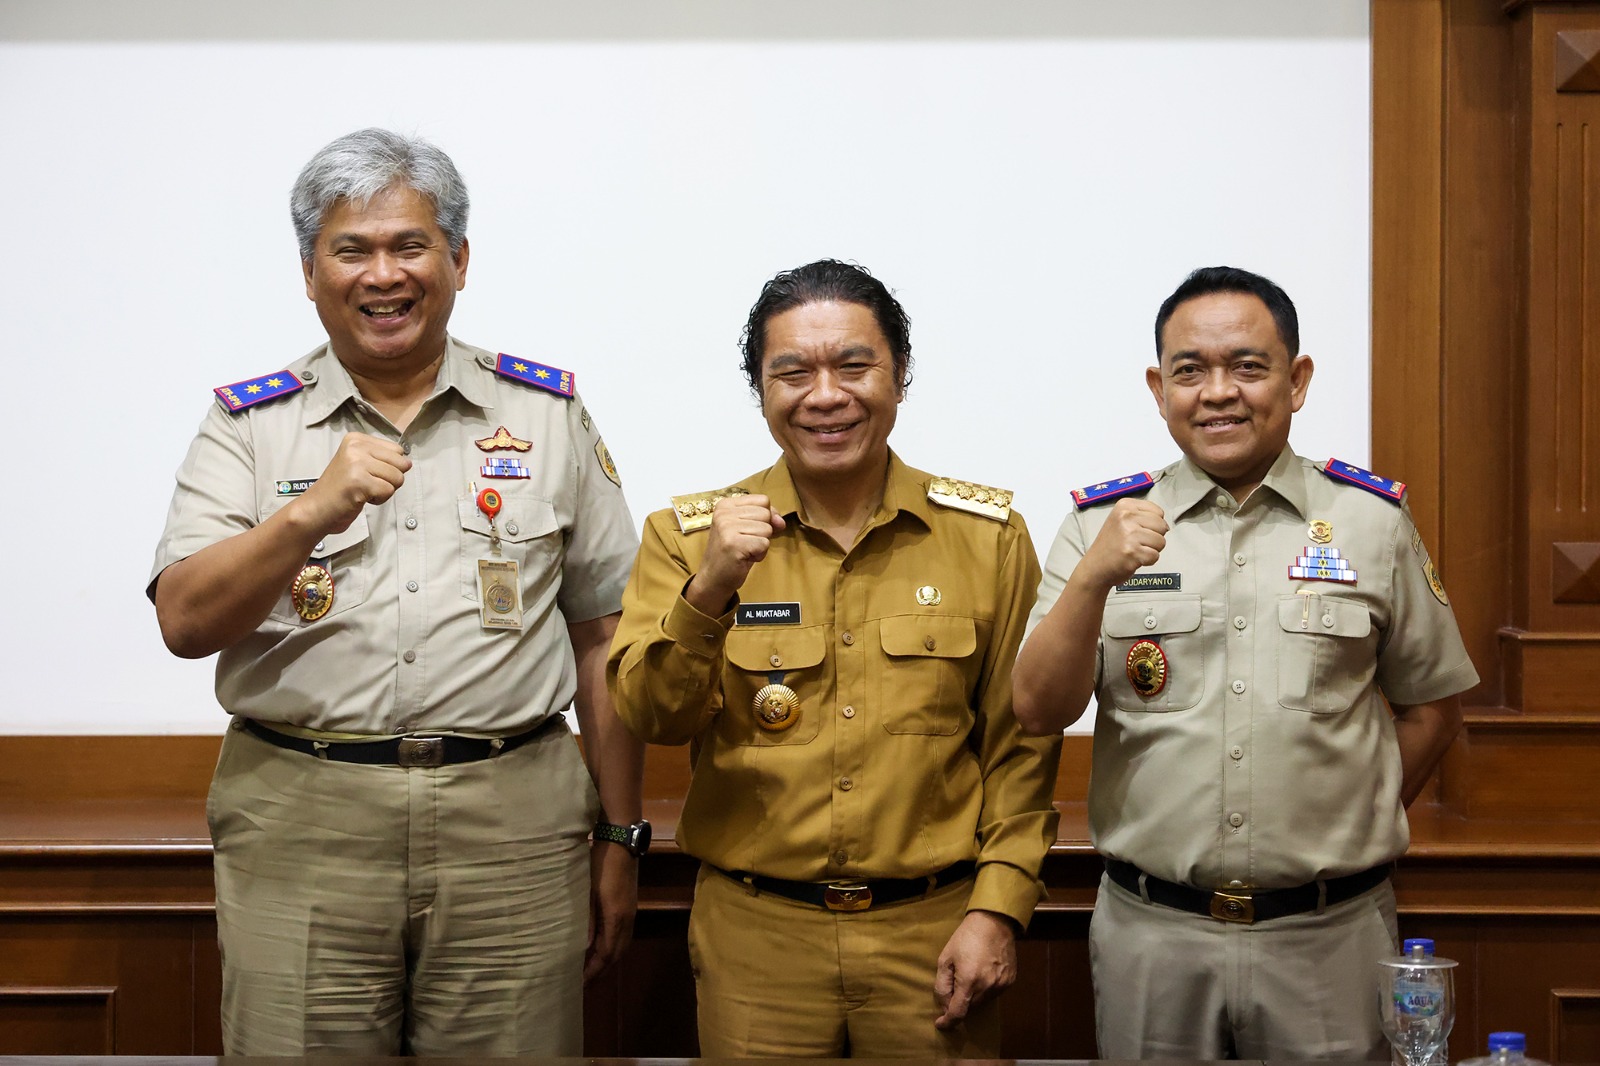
[0,987,115,1055]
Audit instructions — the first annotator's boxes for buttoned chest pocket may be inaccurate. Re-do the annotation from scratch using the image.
[457,490,562,600]
[1275,594,1376,714]
[718,627,827,746]
[872,615,979,736]
[264,509,372,627]
[1101,595,1205,712]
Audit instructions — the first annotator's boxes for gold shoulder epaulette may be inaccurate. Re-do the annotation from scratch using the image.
[927,476,1013,522]
[669,486,751,533]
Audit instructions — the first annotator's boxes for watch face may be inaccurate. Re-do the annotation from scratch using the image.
[628,820,653,855]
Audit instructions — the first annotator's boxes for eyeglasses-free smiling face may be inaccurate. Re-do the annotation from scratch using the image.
[1147,290,1314,499]
[302,183,469,381]
[760,299,904,491]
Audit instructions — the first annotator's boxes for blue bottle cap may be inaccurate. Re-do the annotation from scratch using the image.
[1403,937,1436,955]
[1488,1033,1526,1052]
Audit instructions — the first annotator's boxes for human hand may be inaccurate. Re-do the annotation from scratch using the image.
[292,432,411,535]
[685,494,785,614]
[1079,498,1168,591]
[933,910,1018,1030]
[584,839,640,983]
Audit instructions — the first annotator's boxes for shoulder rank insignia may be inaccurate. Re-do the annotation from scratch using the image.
[1071,472,1154,509]
[927,477,1012,521]
[1321,458,1405,503]
[213,370,303,413]
[495,354,575,398]
[670,486,751,533]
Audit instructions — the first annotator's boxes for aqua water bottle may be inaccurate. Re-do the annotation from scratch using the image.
[1459,1031,1550,1066]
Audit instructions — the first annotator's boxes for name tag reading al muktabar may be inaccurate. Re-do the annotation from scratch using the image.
[736,602,801,626]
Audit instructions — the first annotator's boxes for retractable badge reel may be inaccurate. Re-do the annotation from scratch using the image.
[474,484,523,631]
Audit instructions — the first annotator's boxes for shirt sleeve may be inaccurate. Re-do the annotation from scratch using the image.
[966,511,1064,929]
[606,513,734,745]
[1375,505,1480,705]
[147,402,258,600]
[556,394,639,624]
[1023,507,1104,685]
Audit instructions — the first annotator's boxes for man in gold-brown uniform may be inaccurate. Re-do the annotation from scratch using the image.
[608,259,1061,1057]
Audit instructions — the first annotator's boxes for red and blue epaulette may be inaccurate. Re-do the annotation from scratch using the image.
[1070,472,1155,509]
[495,354,574,398]
[213,370,304,412]
[1321,458,1405,503]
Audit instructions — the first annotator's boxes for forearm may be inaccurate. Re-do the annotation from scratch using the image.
[571,614,645,822]
[1392,695,1464,806]
[1013,570,1110,734]
[153,504,328,658]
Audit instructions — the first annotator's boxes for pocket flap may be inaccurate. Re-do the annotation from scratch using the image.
[458,492,559,544]
[879,615,977,659]
[726,626,828,672]
[1277,594,1371,638]
[1103,595,1203,639]
[261,497,370,560]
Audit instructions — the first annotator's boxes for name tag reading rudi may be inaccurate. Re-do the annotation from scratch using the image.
[1116,573,1182,592]
[736,602,802,626]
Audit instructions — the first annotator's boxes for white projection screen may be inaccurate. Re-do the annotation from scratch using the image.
[0,1,1370,734]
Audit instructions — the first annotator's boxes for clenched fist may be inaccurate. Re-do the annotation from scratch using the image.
[1079,498,1168,591]
[292,432,412,536]
[685,494,786,615]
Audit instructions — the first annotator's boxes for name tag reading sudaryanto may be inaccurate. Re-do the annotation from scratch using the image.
[477,557,524,631]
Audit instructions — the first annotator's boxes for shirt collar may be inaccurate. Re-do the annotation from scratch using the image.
[750,450,932,533]
[1161,445,1306,518]
[299,335,490,427]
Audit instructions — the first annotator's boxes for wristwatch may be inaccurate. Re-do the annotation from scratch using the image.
[593,819,652,858]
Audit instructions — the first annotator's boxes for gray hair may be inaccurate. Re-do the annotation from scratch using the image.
[290,128,470,260]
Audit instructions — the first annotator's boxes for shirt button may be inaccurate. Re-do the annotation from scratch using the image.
[1215,494,1230,507]
[403,650,417,664]
[402,441,412,455]
[842,560,853,573]
[833,850,848,865]
[842,706,856,719]
[769,654,783,668]
[924,636,937,651]
[701,633,716,642]
[406,580,419,593]
[1323,614,1335,628]
[1230,746,1244,760]
[1233,616,1248,630]
[1143,616,1157,629]
[1231,680,1246,694]
[839,777,853,791]
[314,540,326,553]
[841,631,854,646]
[507,522,519,536]
[1233,553,1247,566]
[405,516,418,530]
[1228,812,1244,828]
[1227,879,1245,888]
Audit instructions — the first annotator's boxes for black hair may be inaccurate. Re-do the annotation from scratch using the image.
[1154,265,1300,358]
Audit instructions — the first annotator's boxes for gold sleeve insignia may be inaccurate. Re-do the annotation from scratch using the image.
[927,476,1013,521]
[669,486,751,533]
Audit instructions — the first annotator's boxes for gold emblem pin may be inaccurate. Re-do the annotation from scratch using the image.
[1424,559,1449,605]
[595,439,621,487]
[1308,519,1333,544]
[915,585,942,606]
[752,684,801,732]
[474,425,532,452]
[291,563,334,622]
[1125,639,1168,698]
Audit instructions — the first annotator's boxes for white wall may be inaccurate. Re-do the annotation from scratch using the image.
[0,1,1369,734]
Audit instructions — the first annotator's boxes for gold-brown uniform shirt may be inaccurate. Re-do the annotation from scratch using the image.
[608,452,1061,928]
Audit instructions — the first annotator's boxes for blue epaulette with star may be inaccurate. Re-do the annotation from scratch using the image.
[495,354,575,398]
[213,370,303,413]
[1321,458,1406,503]
[1071,471,1154,509]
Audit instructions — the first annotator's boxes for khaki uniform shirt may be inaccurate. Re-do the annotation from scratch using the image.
[1027,447,1478,889]
[608,453,1061,927]
[150,337,637,735]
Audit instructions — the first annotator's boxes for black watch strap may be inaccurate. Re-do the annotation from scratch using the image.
[594,819,651,857]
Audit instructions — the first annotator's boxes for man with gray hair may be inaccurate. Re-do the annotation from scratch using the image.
[149,128,645,1055]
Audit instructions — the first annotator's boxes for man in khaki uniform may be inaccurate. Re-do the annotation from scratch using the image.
[608,259,1061,1057]
[149,129,645,1056]
[1014,266,1478,1060]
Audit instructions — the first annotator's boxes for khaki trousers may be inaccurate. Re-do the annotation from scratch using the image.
[1090,870,1399,1060]
[687,864,1001,1058]
[208,718,599,1056]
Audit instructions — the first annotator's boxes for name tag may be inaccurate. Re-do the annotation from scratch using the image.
[276,478,317,496]
[736,602,802,626]
[1116,573,1182,592]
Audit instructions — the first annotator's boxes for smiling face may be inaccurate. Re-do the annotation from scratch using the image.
[760,299,903,492]
[1147,291,1313,498]
[302,183,468,381]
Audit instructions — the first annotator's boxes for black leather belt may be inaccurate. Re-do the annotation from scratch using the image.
[713,860,976,913]
[240,716,560,767]
[1104,858,1392,924]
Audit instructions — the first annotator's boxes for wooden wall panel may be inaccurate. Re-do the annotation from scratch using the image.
[0,987,115,1055]
[1550,988,1600,1063]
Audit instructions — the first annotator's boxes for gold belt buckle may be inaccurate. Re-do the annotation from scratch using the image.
[824,880,873,912]
[1209,890,1256,923]
[397,736,445,768]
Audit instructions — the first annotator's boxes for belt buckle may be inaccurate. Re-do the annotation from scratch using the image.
[1209,890,1255,924]
[824,880,873,912]
[397,736,445,768]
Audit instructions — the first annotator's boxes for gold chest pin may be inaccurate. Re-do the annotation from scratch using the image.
[915,585,942,606]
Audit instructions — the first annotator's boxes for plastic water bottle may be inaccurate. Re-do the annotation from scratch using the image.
[1380,938,1456,1066]
[1459,1032,1550,1066]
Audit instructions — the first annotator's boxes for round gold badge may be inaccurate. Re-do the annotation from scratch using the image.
[1125,639,1168,699]
[291,563,334,622]
[1308,519,1333,544]
[1424,559,1449,605]
[485,581,516,614]
[751,684,801,732]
